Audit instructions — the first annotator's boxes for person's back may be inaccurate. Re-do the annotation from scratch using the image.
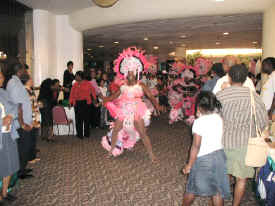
[217,86,267,149]
[193,113,223,157]
[216,64,268,206]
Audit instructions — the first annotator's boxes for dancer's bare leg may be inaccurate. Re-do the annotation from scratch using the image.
[108,119,123,156]
[134,119,157,162]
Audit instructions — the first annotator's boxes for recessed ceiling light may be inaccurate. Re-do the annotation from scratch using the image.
[223,32,229,35]
[98,45,104,48]
[153,46,159,50]
[87,48,92,51]
[144,37,149,41]
[215,0,224,2]
[169,51,176,56]
[252,41,258,44]
[180,35,187,38]
[113,41,119,44]
[216,42,221,45]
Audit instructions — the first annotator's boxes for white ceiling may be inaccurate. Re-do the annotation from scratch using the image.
[16,0,95,14]
[83,13,262,60]
[16,0,271,60]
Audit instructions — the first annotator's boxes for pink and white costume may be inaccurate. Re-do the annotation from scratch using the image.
[102,83,151,156]
[101,47,152,156]
[168,63,200,125]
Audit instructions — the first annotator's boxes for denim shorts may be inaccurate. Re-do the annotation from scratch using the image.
[186,149,231,199]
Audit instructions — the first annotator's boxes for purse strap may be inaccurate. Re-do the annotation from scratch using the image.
[249,89,262,138]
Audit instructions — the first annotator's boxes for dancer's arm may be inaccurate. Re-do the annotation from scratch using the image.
[140,82,162,111]
[182,133,201,174]
[103,90,121,104]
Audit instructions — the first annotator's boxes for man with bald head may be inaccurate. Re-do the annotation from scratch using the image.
[213,55,255,94]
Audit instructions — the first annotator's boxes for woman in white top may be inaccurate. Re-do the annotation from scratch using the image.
[182,91,230,206]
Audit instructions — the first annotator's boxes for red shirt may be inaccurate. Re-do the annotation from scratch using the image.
[69,80,96,106]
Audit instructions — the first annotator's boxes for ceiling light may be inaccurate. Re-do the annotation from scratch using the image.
[98,45,104,48]
[169,51,176,56]
[153,46,159,50]
[252,41,258,44]
[144,37,149,41]
[215,0,224,2]
[216,42,221,45]
[181,44,186,47]
[169,41,173,44]
[180,35,187,39]
[113,41,119,44]
[223,32,229,35]
[87,48,92,51]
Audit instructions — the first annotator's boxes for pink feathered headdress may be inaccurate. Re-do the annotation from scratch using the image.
[171,61,199,77]
[194,57,212,75]
[170,61,185,75]
[113,47,149,80]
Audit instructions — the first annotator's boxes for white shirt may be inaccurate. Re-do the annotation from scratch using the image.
[261,71,275,110]
[98,86,108,102]
[213,74,255,94]
[192,113,223,157]
[0,103,10,133]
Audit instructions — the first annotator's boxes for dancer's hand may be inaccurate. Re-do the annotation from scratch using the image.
[182,164,192,174]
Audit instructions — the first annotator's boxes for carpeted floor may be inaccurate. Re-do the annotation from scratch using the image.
[10,115,259,206]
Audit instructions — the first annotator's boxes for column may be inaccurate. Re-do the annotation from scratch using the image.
[33,10,83,86]
[25,11,34,74]
[262,4,275,59]
[175,47,186,61]
[261,4,275,88]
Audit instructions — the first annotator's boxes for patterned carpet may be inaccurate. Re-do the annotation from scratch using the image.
[10,115,259,206]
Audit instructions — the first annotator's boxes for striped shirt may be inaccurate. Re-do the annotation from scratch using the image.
[216,86,268,149]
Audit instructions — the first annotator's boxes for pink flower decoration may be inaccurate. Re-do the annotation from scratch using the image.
[194,58,212,75]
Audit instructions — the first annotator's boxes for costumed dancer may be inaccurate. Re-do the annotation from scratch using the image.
[101,47,162,162]
[168,62,200,125]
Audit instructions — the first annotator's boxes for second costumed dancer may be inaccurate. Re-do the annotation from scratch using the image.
[101,47,162,162]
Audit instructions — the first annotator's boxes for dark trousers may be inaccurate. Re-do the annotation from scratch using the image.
[89,104,100,128]
[100,106,107,128]
[29,128,38,161]
[159,95,169,107]
[16,128,32,175]
[64,91,70,100]
[74,100,90,138]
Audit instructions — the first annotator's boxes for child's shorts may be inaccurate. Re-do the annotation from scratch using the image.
[186,149,231,199]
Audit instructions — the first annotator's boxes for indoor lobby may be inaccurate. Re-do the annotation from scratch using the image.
[1,0,275,205]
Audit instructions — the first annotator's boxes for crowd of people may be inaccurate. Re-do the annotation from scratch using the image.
[0,47,275,205]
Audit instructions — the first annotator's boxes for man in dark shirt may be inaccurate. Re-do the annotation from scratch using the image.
[63,61,75,100]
